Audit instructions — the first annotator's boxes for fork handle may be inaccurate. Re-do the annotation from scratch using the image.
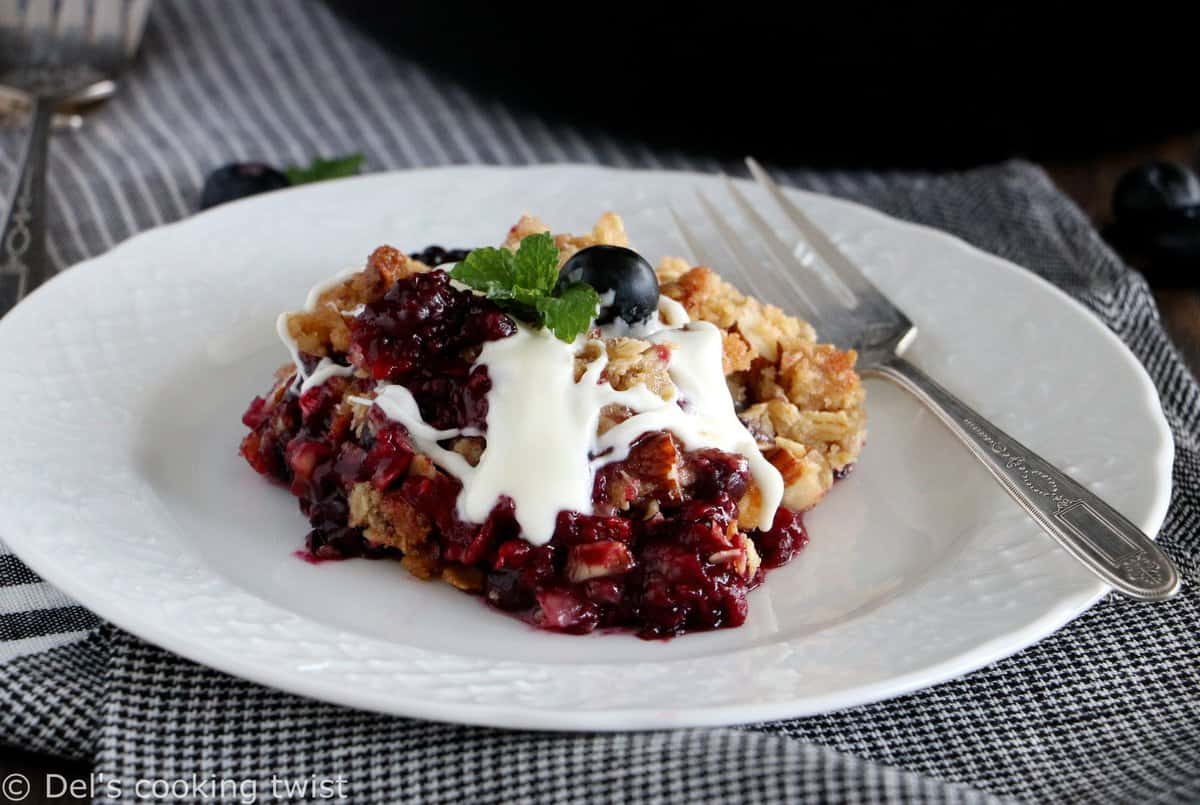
[872,356,1180,600]
[0,96,54,318]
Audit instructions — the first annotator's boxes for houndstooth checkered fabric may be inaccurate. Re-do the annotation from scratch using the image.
[0,1,1197,802]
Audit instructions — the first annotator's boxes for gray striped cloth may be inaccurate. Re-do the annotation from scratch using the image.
[1,1,1198,802]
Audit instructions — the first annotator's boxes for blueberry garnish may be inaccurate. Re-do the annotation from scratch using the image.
[1113,161,1200,224]
[554,245,659,326]
[1142,208,1200,265]
[200,162,290,210]
[1110,161,1200,276]
[409,246,473,267]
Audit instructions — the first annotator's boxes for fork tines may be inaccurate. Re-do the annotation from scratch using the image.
[671,157,913,351]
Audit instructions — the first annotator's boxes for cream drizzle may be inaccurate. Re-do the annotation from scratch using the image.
[277,268,360,390]
[300,358,357,393]
[358,296,782,545]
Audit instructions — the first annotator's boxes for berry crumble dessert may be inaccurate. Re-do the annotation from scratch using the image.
[239,213,866,638]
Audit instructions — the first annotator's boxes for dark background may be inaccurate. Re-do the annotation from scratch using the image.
[335,3,1199,168]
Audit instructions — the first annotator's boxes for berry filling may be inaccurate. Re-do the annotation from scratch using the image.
[241,256,818,638]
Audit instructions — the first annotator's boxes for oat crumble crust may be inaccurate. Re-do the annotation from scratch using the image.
[272,213,865,591]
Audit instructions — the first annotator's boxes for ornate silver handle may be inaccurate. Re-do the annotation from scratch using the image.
[1,96,54,318]
[872,356,1180,600]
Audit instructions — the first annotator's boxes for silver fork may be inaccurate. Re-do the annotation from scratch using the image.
[675,157,1180,601]
[0,0,150,316]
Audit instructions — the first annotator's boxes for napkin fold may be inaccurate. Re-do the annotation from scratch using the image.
[1,1,1197,802]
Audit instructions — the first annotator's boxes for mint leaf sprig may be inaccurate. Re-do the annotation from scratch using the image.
[285,153,365,185]
[450,233,600,342]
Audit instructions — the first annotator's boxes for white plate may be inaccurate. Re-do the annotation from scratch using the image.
[0,165,1172,730]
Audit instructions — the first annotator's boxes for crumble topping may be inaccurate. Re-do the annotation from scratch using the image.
[504,212,629,262]
[574,336,674,399]
[284,246,429,356]
[241,212,864,637]
[657,260,865,510]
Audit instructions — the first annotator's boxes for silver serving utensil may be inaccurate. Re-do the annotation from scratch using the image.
[672,157,1180,600]
[0,0,150,314]
[0,77,117,129]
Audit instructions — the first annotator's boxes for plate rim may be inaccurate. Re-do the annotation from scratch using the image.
[0,163,1174,730]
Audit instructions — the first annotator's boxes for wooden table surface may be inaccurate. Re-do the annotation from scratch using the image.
[1,144,1197,803]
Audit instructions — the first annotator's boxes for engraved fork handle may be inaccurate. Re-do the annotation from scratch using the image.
[871,356,1180,600]
[0,96,54,318]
